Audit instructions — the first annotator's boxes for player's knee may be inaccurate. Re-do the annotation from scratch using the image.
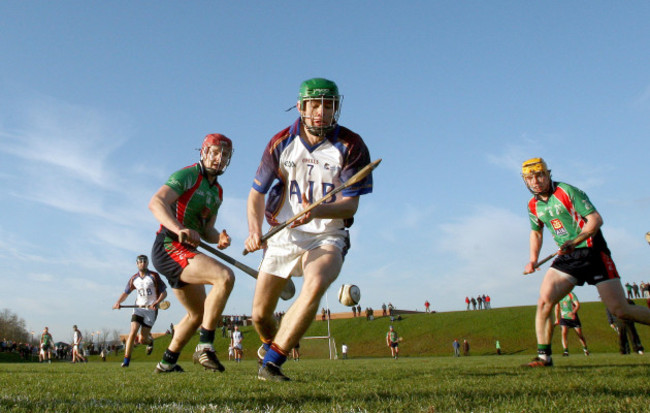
[536,297,554,315]
[212,267,235,291]
[251,310,273,328]
[303,277,332,298]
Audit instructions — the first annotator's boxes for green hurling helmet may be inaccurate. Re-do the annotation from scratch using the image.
[298,78,343,137]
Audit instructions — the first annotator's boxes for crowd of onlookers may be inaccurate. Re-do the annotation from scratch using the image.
[0,338,75,361]
[464,295,492,310]
[0,339,35,360]
[624,282,650,299]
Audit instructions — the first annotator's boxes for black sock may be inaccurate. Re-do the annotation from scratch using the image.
[199,327,215,345]
[162,349,180,365]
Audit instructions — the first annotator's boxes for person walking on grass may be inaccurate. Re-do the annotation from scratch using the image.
[521,157,650,367]
[39,327,53,363]
[386,326,400,359]
[244,78,374,382]
[112,254,168,367]
[71,325,86,363]
[231,325,243,363]
[453,339,460,357]
[149,133,235,373]
[555,292,589,357]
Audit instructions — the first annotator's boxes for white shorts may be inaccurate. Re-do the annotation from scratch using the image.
[259,228,349,279]
[233,342,242,350]
[133,308,157,328]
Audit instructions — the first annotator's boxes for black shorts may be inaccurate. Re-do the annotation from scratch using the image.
[551,248,619,286]
[559,315,582,329]
[151,231,200,289]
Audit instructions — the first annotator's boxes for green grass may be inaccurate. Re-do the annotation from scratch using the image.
[3,300,650,411]
[2,354,650,412]
[109,299,650,363]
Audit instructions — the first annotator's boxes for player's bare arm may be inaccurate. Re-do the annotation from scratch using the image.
[149,290,168,310]
[149,185,201,247]
[244,188,266,252]
[202,214,231,249]
[560,211,603,253]
[524,229,544,274]
[113,292,130,309]
[290,195,360,228]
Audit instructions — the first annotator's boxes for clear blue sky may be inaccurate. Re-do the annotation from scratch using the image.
[1,2,649,342]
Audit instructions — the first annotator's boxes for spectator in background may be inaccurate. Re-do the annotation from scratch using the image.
[452,339,460,357]
[424,300,430,313]
[462,339,470,356]
[291,342,300,361]
[341,343,348,359]
[465,296,470,311]
[607,300,644,355]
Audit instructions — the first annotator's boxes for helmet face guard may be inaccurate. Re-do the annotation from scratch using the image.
[298,78,343,137]
[521,157,551,195]
[200,133,233,176]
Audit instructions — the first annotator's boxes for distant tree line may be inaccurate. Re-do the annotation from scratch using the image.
[0,309,30,343]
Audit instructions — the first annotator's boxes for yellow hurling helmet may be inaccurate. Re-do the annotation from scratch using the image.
[522,157,553,195]
[521,157,549,176]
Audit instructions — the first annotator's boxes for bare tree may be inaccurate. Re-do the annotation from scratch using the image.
[0,308,29,343]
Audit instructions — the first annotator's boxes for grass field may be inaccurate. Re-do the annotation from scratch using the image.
[2,354,649,412]
[4,301,650,412]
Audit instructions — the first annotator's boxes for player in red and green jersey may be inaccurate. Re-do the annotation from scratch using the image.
[40,326,53,363]
[554,292,589,357]
[521,157,650,367]
[149,133,235,374]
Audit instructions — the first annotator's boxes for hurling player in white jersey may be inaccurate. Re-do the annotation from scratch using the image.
[113,255,168,367]
[245,78,373,382]
[71,325,86,363]
[231,325,243,362]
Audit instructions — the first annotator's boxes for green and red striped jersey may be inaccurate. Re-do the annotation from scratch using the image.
[160,163,223,238]
[527,182,607,251]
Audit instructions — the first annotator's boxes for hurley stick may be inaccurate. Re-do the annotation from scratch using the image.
[243,158,382,256]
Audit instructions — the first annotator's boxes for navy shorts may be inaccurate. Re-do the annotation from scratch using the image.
[551,248,619,286]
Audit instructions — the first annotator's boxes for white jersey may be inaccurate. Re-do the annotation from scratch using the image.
[124,271,167,307]
[232,330,243,345]
[252,119,373,235]
[73,330,82,345]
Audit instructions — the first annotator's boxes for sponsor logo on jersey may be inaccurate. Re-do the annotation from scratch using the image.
[323,163,341,173]
[302,158,319,164]
[550,219,568,236]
